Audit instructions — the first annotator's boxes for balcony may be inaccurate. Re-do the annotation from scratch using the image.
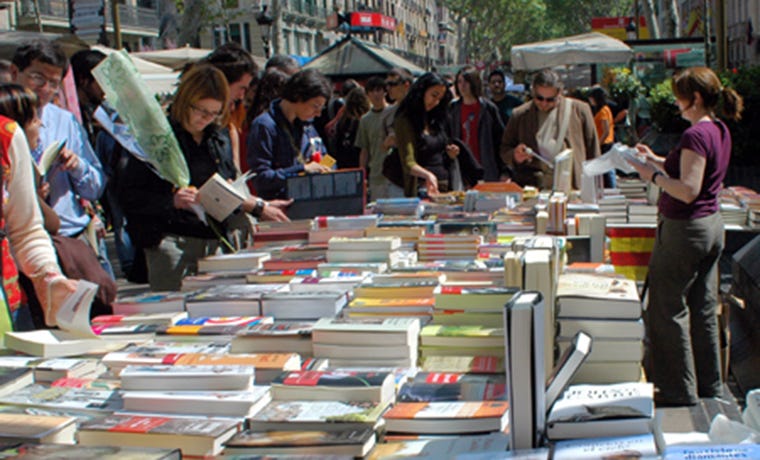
[281,0,327,27]
[20,0,159,33]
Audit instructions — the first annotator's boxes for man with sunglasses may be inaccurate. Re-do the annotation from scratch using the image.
[500,69,599,189]
[11,40,109,273]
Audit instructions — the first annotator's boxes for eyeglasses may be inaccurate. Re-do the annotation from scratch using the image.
[190,104,222,120]
[23,71,61,90]
[386,80,402,87]
[534,95,558,103]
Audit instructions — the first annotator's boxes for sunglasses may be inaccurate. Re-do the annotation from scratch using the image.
[534,95,558,103]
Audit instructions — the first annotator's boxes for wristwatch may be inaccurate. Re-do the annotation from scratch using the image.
[251,197,267,217]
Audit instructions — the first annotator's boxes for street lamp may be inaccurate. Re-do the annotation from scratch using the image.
[256,5,274,58]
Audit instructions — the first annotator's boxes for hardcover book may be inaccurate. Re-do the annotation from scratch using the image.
[270,370,395,403]
[382,401,509,434]
[223,428,376,457]
[76,414,240,457]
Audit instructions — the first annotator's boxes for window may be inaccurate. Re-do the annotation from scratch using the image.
[243,22,251,51]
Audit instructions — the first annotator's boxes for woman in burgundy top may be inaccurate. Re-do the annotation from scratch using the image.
[628,67,743,406]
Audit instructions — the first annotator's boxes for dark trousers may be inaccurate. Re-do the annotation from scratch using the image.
[646,212,724,404]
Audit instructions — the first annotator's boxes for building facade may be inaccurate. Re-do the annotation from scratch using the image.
[199,0,460,69]
[13,0,160,51]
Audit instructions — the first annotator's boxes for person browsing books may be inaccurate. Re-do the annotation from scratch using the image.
[0,104,78,334]
[500,68,600,189]
[393,72,460,197]
[247,69,332,200]
[627,67,743,406]
[118,65,289,291]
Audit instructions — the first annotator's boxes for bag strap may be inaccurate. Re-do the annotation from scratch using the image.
[554,99,573,156]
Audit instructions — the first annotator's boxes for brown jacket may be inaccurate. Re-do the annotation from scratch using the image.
[500,97,600,189]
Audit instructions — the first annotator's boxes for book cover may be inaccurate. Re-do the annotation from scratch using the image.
[3,330,131,358]
[420,325,504,348]
[383,401,509,434]
[663,444,760,460]
[0,444,181,459]
[121,386,270,417]
[556,274,641,319]
[197,172,247,222]
[545,331,593,411]
[0,412,77,444]
[551,433,658,460]
[419,356,506,374]
[112,292,186,315]
[120,364,254,391]
[224,428,376,456]
[270,370,395,403]
[547,382,654,426]
[196,251,271,273]
[0,384,123,414]
[248,400,387,431]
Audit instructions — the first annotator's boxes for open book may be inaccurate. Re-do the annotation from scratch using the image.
[35,140,66,177]
[197,172,252,222]
[545,331,592,412]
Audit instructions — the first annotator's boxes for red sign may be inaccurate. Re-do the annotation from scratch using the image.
[350,12,396,32]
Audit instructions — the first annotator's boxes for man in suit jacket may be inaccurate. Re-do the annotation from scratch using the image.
[500,69,600,189]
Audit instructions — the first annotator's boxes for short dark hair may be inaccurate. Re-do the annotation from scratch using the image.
[0,83,39,127]
[488,69,505,81]
[265,54,300,75]
[70,49,106,87]
[387,67,413,83]
[532,68,563,90]
[281,69,331,103]
[588,86,608,108]
[365,76,386,92]
[455,65,483,99]
[203,42,258,85]
[12,40,69,77]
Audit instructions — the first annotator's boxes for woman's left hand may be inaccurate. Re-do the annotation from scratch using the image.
[445,144,460,159]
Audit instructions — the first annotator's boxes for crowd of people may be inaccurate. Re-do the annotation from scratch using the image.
[0,39,746,408]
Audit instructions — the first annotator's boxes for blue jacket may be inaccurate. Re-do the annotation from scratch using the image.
[247,99,323,200]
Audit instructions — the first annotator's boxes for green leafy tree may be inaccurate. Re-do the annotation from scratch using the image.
[176,0,244,48]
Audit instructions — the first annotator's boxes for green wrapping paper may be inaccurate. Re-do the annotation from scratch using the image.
[92,50,190,188]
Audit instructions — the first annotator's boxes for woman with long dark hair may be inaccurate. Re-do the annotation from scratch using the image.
[394,72,458,196]
[628,67,743,406]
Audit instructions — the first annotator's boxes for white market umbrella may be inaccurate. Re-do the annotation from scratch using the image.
[511,32,633,71]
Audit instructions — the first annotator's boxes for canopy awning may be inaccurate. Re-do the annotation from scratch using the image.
[304,36,425,78]
[511,32,633,71]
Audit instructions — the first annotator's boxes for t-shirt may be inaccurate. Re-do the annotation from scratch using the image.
[355,107,393,184]
[460,102,481,163]
[658,119,731,220]
[594,106,614,145]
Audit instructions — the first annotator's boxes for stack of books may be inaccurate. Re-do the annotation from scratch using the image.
[627,198,658,224]
[311,317,420,368]
[431,286,517,327]
[287,271,369,294]
[371,197,424,216]
[196,251,271,274]
[260,290,348,321]
[112,291,187,315]
[326,236,404,266]
[261,244,328,271]
[417,233,482,262]
[598,193,628,224]
[555,273,644,384]
[419,324,504,363]
[616,177,648,200]
[230,321,315,357]
[252,219,311,249]
[184,284,285,317]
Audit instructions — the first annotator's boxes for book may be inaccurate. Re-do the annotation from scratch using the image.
[503,291,546,450]
[120,365,254,391]
[0,384,122,415]
[556,337,642,363]
[270,370,395,403]
[0,444,181,459]
[551,433,658,460]
[327,236,402,251]
[230,321,314,356]
[121,386,271,417]
[398,373,507,402]
[2,330,133,358]
[247,400,387,432]
[313,343,415,361]
[556,274,642,319]
[420,325,504,348]
[223,428,376,457]
[185,284,285,317]
[353,281,439,299]
[556,318,645,340]
[546,382,654,440]
[196,251,271,273]
[32,358,100,383]
[0,412,77,444]
[157,315,272,340]
[35,139,66,177]
[382,401,509,434]
[663,444,760,460]
[545,331,593,412]
[246,268,318,283]
[433,286,518,312]
[112,292,187,315]
[76,414,240,457]
[312,317,420,346]
[197,172,247,222]
[572,361,643,384]
[366,433,510,460]
[288,273,368,293]
[91,311,187,327]
[0,367,34,397]
[419,356,506,374]
[260,291,348,320]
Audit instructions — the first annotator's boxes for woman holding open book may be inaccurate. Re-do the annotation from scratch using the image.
[0,84,78,333]
[119,65,288,291]
[627,67,743,406]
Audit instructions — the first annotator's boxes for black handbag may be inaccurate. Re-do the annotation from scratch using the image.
[382,148,405,188]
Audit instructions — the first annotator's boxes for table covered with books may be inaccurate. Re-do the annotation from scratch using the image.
[0,179,758,459]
